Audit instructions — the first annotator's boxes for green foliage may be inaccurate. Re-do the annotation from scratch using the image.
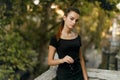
[0,26,38,79]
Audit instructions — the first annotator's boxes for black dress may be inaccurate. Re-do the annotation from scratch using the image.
[50,35,84,80]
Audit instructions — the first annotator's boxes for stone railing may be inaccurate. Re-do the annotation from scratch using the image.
[34,66,120,80]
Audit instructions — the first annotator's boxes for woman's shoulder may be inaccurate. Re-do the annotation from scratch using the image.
[50,35,57,41]
[73,32,81,38]
[74,32,81,40]
[49,35,58,48]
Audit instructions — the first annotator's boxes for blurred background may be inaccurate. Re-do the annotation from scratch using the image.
[0,0,120,80]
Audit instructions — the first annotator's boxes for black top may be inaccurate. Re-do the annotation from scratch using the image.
[49,35,82,60]
[49,35,84,80]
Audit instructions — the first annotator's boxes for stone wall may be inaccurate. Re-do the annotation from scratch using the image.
[34,66,120,80]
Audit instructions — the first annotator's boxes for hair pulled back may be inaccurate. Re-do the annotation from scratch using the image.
[56,7,80,40]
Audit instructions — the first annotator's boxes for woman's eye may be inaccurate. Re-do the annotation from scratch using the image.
[70,18,74,20]
[70,17,79,23]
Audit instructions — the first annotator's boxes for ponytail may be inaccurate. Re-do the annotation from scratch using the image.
[56,20,64,41]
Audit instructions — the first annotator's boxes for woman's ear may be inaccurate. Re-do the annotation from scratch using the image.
[63,16,66,21]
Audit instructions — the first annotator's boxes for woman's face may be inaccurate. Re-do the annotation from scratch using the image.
[63,11,80,29]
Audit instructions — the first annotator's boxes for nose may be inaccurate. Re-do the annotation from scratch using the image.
[72,20,76,25]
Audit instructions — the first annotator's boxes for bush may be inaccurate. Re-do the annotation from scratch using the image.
[0,26,38,80]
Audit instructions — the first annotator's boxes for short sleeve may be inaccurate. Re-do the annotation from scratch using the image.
[49,36,57,48]
[78,35,82,46]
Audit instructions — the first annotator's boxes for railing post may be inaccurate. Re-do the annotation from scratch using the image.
[101,47,118,70]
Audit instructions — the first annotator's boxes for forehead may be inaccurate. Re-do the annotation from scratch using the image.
[67,11,80,19]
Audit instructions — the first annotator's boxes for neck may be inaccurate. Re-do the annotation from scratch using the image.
[62,26,72,34]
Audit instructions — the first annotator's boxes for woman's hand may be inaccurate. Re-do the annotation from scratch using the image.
[62,55,74,64]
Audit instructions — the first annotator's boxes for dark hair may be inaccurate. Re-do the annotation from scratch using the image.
[56,7,80,40]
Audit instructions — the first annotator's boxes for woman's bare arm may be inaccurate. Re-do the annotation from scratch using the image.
[48,46,64,66]
[79,48,88,80]
[48,46,74,66]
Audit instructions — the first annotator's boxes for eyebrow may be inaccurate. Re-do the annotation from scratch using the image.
[70,16,79,21]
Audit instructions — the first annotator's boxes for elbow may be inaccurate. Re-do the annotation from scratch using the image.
[48,59,56,66]
[48,60,52,66]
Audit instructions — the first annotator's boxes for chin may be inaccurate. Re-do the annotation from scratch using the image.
[69,26,74,29]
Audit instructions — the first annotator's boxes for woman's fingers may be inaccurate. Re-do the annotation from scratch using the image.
[67,56,74,63]
[63,55,74,64]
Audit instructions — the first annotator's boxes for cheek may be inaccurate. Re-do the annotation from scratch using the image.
[67,18,72,23]
[65,19,70,23]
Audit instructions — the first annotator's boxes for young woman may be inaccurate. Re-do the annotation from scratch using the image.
[48,7,88,80]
